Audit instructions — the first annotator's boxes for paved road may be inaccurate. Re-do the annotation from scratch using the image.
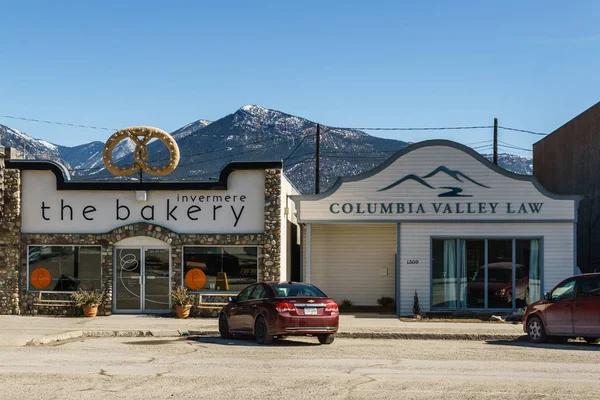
[0,336,599,399]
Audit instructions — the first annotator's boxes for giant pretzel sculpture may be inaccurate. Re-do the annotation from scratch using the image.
[102,126,180,176]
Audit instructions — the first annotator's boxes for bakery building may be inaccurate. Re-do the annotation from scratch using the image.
[292,140,581,315]
[0,134,299,316]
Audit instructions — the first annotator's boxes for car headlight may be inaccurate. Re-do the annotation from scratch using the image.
[495,289,506,296]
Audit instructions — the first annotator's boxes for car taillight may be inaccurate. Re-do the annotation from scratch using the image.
[326,303,339,313]
[275,302,296,312]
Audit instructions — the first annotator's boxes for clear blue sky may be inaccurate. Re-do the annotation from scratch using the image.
[1,1,599,156]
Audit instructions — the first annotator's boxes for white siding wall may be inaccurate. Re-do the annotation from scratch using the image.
[399,222,575,315]
[280,175,300,282]
[303,223,396,306]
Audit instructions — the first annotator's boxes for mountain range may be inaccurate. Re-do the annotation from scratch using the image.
[0,105,533,194]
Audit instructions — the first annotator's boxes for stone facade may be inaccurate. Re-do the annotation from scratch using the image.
[0,151,283,317]
[0,148,21,315]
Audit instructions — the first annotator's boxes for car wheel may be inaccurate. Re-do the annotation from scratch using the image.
[526,316,547,343]
[318,334,335,345]
[218,314,231,339]
[255,316,273,345]
[584,337,599,344]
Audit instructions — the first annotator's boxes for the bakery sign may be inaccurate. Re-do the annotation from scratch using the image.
[20,169,265,234]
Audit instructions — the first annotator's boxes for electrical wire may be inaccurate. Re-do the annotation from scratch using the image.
[329,125,493,131]
[0,114,117,131]
[498,126,546,136]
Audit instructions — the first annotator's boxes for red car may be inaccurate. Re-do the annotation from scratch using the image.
[524,273,600,343]
[218,282,339,345]
[467,263,530,308]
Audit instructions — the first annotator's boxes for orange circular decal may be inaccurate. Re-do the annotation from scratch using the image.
[185,268,206,290]
[31,268,52,289]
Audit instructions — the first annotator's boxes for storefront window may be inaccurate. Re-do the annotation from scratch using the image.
[183,247,258,292]
[487,240,513,309]
[432,238,542,310]
[28,246,102,291]
[516,239,542,307]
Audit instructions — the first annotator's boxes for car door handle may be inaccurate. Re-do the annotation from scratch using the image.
[575,302,580,307]
[564,303,570,307]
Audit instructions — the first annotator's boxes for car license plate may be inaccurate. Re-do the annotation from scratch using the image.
[304,307,318,315]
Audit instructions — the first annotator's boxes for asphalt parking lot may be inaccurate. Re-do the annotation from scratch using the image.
[1,336,599,399]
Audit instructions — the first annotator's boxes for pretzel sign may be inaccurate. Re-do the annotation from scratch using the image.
[102,126,180,176]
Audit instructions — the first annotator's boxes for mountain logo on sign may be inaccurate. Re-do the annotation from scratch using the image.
[377,166,490,197]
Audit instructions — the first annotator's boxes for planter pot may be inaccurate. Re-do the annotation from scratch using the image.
[83,305,99,318]
[175,305,192,319]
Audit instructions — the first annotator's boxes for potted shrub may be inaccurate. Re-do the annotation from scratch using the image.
[172,286,194,319]
[72,289,103,318]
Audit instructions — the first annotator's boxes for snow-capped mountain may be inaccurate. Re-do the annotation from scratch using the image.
[171,119,211,140]
[0,106,534,193]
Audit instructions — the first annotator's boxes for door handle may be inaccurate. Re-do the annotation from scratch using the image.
[575,302,580,307]
[564,303,570,307]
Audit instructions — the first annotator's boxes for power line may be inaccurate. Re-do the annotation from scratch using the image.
[283,129,317,163]
[0,114,117,131]
[498,140,533,152]
[498,126,546,136]
[330,125,493,131]
[498,144,532,152]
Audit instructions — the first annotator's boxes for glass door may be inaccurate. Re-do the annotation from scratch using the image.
[115,248,143,312]
[143,248,171,312]
[114,247,171,313]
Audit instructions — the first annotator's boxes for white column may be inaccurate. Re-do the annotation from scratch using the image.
[305,223,312,283]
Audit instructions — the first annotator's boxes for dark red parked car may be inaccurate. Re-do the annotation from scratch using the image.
[524,273,600,343]
[218,282,339,345]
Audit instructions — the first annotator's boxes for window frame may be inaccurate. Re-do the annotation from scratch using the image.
[181,245,260,294]
[26,244,103,292]
[430,236,544,311]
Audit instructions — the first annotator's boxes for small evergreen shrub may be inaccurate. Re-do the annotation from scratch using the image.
[413,291,421,316]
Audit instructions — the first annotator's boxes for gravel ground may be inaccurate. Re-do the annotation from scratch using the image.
[0,336,599,399]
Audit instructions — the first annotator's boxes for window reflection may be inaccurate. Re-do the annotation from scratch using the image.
[28,246,102,291]
[432,238,542,310]
[183,247,258,292]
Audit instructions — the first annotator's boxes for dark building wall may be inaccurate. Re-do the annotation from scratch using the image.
[533,102,600,273]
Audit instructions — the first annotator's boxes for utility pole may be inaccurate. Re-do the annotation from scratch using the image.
[315,124,321,194]
[493,118,498,165]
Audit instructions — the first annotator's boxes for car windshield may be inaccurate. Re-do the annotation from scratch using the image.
[272,284,326,298]
[472,268,512,283]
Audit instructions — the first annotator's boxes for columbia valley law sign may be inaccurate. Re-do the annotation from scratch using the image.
[292,141,579,222]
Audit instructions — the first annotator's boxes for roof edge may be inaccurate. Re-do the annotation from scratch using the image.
[6,159,282,191]
[290,139,582,203]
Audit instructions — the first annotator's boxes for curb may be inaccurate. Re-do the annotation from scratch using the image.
[25,330,184,346]
[25,329,525,346]
[188,330,525,341]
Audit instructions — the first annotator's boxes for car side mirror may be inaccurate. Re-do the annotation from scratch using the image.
[228,296,235,303]
[543,292,552,301]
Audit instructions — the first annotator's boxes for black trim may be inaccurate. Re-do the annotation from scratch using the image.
[6,159,282,191]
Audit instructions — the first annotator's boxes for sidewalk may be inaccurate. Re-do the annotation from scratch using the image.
[0,314,524,346]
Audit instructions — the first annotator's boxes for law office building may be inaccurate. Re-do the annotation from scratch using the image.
[292,140,581,315]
